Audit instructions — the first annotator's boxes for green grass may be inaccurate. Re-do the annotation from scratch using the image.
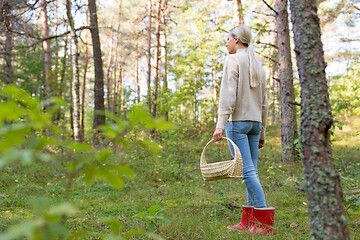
[1,119,359,239]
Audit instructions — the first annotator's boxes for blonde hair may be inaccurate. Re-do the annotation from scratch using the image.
[229,25,263,87]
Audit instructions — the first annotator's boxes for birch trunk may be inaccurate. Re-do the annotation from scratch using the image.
[66,0,81,142]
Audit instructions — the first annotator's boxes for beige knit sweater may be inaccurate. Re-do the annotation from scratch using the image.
[216,49,269,140]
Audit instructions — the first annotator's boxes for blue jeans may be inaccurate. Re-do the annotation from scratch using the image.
[225,121,267,208]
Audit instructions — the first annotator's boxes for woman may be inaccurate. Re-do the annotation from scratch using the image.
[212,25,275,235]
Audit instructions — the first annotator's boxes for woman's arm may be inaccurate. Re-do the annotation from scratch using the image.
[216,56,239,130]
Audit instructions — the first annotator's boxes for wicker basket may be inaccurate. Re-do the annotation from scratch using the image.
[200,137,243,181]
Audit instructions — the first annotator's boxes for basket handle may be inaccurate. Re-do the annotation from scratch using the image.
[200,137,241,166]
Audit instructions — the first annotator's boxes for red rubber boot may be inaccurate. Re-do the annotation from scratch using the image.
[227,205,254,232]
[249,207,275,235]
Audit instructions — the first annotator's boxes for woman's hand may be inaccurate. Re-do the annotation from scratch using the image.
[212,128,224,141]
[259,140,265,149]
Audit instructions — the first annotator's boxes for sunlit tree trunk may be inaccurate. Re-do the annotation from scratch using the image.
[69,43,74,137]
[147,0,152,112]
[4,3,12,84]
[289,0,351,238]
[113,18,121,115]
[212,63,217,124]
[66,0,81,142]
[81,9,90,142]
[41,0,51,96]
[106,28,114,114]
[162,0,169,121]
[136,52,141,104]
[232,0,244,25]
[269,32,280,125]
[151,0,162,117]
[275,0,299,163]
[54,0,59,92]
[88,0,106,133]
[120,67,125,115]
[113,63,121,117]
[60,25,69,99]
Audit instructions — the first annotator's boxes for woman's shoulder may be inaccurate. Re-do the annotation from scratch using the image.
[224,54,240,66]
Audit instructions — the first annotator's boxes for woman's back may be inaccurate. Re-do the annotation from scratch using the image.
[217,49,267,128]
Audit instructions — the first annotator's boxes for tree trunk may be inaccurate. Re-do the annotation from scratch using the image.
[234,0,244,25]
[4,3,13,84]
[81,9,90,142]
[60,25,69,99]
[151,0,162,117]
[106,28,114,114]
[69,43,74,138]
[288,0,351,239]
[88,0,106,132]
[147,0,152,112]
[136,52,141,104]
[275,0,299,163]
[54,0,59,93]
[212,63,217,124]
[120,67,125,115]
[113,19,120,115]
[66,0,81,142]
[269,32,280,126]
[113,63,121,117]
[60,25,69,100]
[41,0,51,96]
[162,0,169,121]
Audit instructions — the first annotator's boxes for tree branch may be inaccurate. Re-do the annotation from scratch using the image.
[256,51,279,64]
[251,10,275,17]
[14,26,91,49]
[289,101,301,106]
[261,0,278,15]
[273,77,280,82]
[340,38,360,42]
[256,41,278,49]
[352,4,360,11]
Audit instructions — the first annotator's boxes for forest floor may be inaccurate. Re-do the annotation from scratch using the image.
[1,117,359,240]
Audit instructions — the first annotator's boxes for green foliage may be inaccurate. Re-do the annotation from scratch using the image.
[168,0,230,128]
[329,120,345,137]
[0,85,60,167]
[12,48,45,96]
[0,198,78,240]
[134,205,170,233]
[0,85,172,239]
[329,61,360,119]
[100,106,172,155]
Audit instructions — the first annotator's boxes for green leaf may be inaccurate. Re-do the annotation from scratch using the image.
[115,165,135,179]
[83,165,98,184]
[0,219,44,240]
[104,171,125,191]
[68,142,92,153]
[147,205,161,216]
[47,203,78,217]
[96,149,113,162]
